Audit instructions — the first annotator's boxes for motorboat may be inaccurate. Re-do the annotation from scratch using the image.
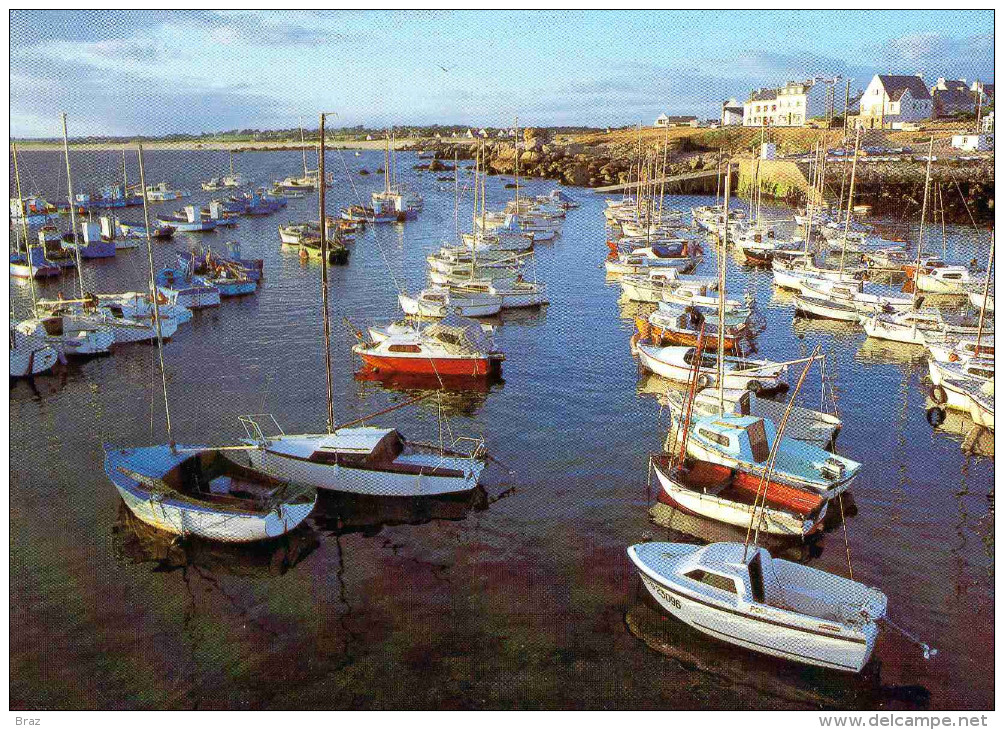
[155,268,221,309]
[398,286,502,318]
[627,541,886,672]
[9,327,59,378]
[15,315,115,357]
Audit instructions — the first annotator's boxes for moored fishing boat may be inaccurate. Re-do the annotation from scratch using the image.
[9,246,60,279]
[636,343,787,394]
[627,541,887,672]
[9,328,60,378]
[15,315,115,357]
[157,205,218,233]
[155,267,221,309]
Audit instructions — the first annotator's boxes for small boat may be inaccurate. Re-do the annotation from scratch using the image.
[637,305,750,353]
[103,445,316,542]
[352,314,503,378]
[650,454,827,537]
[35,300,179,343]
[916,265,973,294]
[157,206,218,233]
[15,315,115,357]
[793,293,863,322]
[605,241,699,275]
[145,182,191,202]
[9,327,59,378]
[447,278,548,310]
[117,220,176,240]
[862,308,992,345]
[799,278,913,315]
[178,250,258,296]
[398,286,502,318]
[155,268,221,309]
[234,420,488,497]
[9,246,60,279]
[669,412,859,502]
[627,541,886,672]
[926,335,994,364]
[636,343,787,394]
[967,286,994,313]
[620,270,718,303]
[62,221,116,258]
[929,361,995,415]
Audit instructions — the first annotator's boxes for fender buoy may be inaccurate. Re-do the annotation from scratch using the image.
[697,373,712,389]
[930,384,948,405]
[747,380,764,395]
[926,407,946,427]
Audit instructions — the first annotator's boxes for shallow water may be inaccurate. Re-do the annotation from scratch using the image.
[9,148,994,709]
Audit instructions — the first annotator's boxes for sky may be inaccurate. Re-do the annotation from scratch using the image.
[9,10,995,137]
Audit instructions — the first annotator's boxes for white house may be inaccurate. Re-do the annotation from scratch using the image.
[654,114,698,128]
[743,80,826,127]
[465,129,475,138]
[721,99,743,126]
[857,74,933,128]
[931,78,975,117]
[982,110,994,133]
[951,134,994,152]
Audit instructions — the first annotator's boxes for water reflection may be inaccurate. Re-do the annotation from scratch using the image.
[111,503,319,577]
[854,336,927,366]
[924,399,994,459]
[310,487,489,538]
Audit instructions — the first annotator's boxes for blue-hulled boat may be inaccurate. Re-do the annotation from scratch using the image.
[155,266,221,309]
[61,221,116,258]
[10,245,60,279]
[117,219,176,240]
[158,205,218,233]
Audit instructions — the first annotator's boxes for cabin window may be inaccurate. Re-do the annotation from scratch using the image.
[388,344,422,353]
[698,428,730,448]
[746,420,770,463]
[437,333,461,346]
[971,368,994,379]
[685,570,738,594]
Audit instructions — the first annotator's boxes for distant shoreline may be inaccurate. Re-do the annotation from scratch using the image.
[12,137,477,153]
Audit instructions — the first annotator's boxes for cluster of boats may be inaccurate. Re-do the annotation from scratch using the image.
[608,141,939,676]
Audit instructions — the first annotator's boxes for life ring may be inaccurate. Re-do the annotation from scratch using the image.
[925,407,946,427]
[930,384,948,405]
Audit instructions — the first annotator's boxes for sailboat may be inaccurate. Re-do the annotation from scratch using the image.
[104,142,317,543]
[230,112,490,498]
[371,131,422,220]
[201,149,253,191]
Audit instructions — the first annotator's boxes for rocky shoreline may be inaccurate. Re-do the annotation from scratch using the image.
[405,131,993,223]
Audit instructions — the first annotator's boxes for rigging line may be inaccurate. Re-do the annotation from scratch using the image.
[334,145,405,297]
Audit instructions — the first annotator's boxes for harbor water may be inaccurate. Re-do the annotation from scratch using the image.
[10,147,994,709]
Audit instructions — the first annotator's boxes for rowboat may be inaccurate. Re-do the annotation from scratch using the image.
[635,343,787,394]
[104,445,316,542]
[637,305,749,353]
[650,454,827,537]
[353,314,503,378]
[627,541,886,672]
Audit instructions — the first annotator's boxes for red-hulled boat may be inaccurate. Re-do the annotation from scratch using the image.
[352,314,503,378]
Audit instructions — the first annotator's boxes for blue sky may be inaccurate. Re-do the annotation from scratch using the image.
[10,10,994,137]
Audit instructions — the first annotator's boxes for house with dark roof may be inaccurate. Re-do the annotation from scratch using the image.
[654,113,699,128]
[742,80,826,127]
[932,78,977,117]
[857,74,933,128]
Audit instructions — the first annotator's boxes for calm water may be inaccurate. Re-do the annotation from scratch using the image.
[10,147,994,709]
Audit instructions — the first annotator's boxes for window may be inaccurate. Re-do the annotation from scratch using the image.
[746,420,769,463]
[685,570,738,594]
[698,428,730,448]
[388,344,422,353]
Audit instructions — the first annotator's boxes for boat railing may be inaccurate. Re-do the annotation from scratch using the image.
[238,414,285,446]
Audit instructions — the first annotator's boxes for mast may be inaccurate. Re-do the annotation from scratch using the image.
[514,115,520,217]
[839,127,861,276]
[384,131,391,194]
[718,162,731,416]
[657,125,669,225]
[911,136,935,297]
[300,119,308,178]
[319,112,335,433]
[974,236,993,357]
[12,143,38,312]
[61,112,86,299]
[479,139,487,234]
[138,142,174,451]
[453,149,460,244]
[122,148,128,190]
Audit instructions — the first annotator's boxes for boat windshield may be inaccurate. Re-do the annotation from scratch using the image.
[746,420,770,463]
[748,552,766,603]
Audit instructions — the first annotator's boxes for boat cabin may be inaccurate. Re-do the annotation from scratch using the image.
[691,414,775,463]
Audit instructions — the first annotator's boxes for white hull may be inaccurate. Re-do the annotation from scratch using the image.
[636,344,783,391]
[159,287,221,309]
[634,571,876,673]
[245,448,479,497]
[10,342,59,377]
[398,293,502,318]
[861,317,927,345]
[969,290,994,312]
[655,467,819,536]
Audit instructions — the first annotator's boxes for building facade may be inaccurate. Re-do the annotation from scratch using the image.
[654,114,699,128]
[721,99,743,126]
[856,74,933,128]
[742,80,826,127]
[932,78,976,117]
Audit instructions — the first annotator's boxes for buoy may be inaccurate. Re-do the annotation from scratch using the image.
[925,407,946,427]
[930,384,948,405]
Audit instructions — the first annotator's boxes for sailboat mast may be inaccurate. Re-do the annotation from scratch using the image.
[384,132,391,194]
[61,113,86,299]
[318,112,335,433]
[300,119,308,178]
[12,143,38,311]
[122,148,128,190]
[974,237,993,356]
[454,149,460,243]
[718,162,730,416]
[514,115,520,215]
[912,136,935,295]
[137,142,174,451]
[839,127,861,276]
[479,140,487,234]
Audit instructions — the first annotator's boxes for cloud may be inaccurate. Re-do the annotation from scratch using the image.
[874,32,993,80]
